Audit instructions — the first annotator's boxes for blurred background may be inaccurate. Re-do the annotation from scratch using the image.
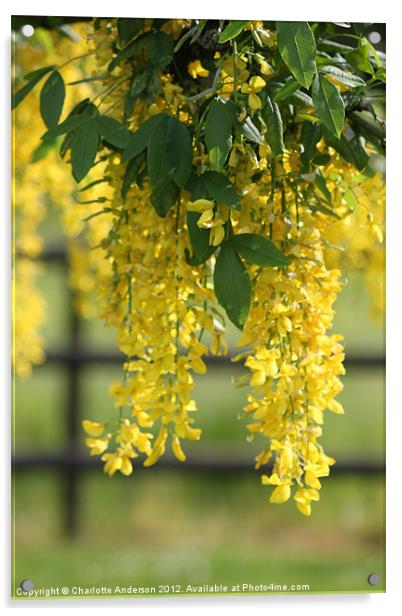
[12,18,385,597]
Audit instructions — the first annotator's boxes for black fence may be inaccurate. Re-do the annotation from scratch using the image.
[13,248,386,536]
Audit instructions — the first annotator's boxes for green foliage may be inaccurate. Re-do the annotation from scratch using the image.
[150,178,180,217]
[122,113,166,162]
[205,99,238,171]
[147,114,193,213]
[312,74,345,138]
[109,30,173,73]
[232,233,292,267]
[186,212,216,265]
[39,71,65,128]
[262,93,284,156]
[96,115,132,148]
[276,22,317,88]
[117,18,144,47]
[12,65,55,109]
[273,77,300,102]
[213,241,251,329]
[240,116,264,145]
[319,66,366,88]
[218,20,250,43]
[203,172,241,210]
[70,117,99,182]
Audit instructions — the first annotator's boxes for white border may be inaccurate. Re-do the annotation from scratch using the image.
[2,1,401,613]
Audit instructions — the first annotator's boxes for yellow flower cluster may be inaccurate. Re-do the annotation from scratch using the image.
[14,19,384,516]
[80,19,369,513]
[82,19,226,475]
[239,228,344,516]
[325,170,385,319]
[12,25,95,375]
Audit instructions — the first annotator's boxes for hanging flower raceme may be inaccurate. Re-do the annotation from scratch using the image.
[13,17,385,514]
[12,24,97,375]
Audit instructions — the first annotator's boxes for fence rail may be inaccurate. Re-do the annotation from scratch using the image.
[13,247,386,536]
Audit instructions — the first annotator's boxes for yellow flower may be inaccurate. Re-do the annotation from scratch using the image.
[86,436,110,456]
[101,452,123,476]
[188,59,209,79]
[187,199,215,225]
[172,435,186,462]
[294,488,320,516]
[82,419,107,437]
[209,222,226,246]
[269,484,292,504]
[241,76,266,110]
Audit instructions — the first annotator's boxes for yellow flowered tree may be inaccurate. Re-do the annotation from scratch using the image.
[12,18,385,515]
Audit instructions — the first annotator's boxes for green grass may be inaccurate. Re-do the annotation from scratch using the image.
[13,471,385,596]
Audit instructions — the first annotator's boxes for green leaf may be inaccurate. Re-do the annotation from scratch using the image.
[218,20,250,43]
[300,122,322,170]
[272,77,300,102]
[109,31,173,72]
[12,65,55,109]
[312,153,331,166]
[117,18,144,47]
[39,71,65,129]
[23,65,57,81]
[232,233,292,267]
[323,127,369,170]
[186,172,209,200]
[289,90,313,107]
[213,241,251,330]
[147,115,193,189]
[122,113,167,162]
[319,65,366,88]
[130,71,149,97]
[41,111,91,140]
[96,115,132,148]
[174,21,207,52]
[31,139,56,163]
[315,170,331,202]
[343,187,358,211]
[262,93,284,156]
[276,21,317,88]
[70,117,100,183]
[203,171,241,210]
[151,177,180,217]
[121,153,145,199]
[309,201,341,219]
[186,211,216,265]
[205,99,237,171]
[345,38,375,76]
[240,116,264,144]
[312,74,345,138]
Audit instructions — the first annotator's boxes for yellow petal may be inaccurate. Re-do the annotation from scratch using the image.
[188,199,214,212]
[120,456,134,476]
[197,208,215,228]
[209,224,225,246]
[82,419,107,437]
[250,75,266,91]
[269,484,291,504]
[172,435,186,462]
[248,92,262,111]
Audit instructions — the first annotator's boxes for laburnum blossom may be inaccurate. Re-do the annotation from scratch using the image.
[66,18,384,515]
[187,59,209,79]
[241,76,266,110]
